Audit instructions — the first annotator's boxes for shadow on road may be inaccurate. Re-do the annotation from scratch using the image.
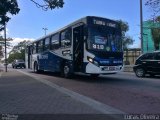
[28,70,160,88]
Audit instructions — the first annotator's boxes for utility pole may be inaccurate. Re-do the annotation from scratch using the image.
[140,0,143,53]
[42,27,48,36]
[4,22,7,72]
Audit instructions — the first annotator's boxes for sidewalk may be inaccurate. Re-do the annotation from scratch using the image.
[0,69,127,119]
[0,69,101,114]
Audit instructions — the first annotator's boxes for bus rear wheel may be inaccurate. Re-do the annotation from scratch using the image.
[62,64,72,78]
[34,62,40,73]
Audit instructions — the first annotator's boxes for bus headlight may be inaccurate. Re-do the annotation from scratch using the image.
[88,57,93,63]
[87,56,99,66]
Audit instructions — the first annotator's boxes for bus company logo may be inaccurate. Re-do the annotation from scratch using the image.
[39,54,48,59]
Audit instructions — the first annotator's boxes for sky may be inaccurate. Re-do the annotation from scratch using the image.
[1,0,154,48]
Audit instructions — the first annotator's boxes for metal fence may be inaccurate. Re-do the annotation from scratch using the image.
[123,48,141,65]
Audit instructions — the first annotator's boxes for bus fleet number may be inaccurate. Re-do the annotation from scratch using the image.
[93,44,104,50]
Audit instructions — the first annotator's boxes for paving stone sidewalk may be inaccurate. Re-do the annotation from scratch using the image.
[0,69,101,114]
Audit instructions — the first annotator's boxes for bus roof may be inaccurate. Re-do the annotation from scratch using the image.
[31,16,120,44]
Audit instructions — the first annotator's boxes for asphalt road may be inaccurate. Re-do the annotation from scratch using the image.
[18,68,160,114]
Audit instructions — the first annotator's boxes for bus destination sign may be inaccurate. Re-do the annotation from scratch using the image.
[93,19,117,28]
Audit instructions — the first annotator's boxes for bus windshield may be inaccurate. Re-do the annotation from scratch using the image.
[87,25,122,52]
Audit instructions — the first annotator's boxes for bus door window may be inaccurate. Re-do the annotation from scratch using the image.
[60,28,72,48]
[32,42,37,54]
[73,25,84,71]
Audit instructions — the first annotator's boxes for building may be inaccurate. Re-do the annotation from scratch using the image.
[143,20,160,53]
[124,48,141,65]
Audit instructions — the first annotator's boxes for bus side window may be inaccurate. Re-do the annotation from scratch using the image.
[32,43,37,54]
[60,28,72,48]
[37,40,43,53]
[44,37,50,51]
[51,33,59,50]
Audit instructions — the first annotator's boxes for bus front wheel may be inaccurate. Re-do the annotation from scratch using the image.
[90,74,99,78]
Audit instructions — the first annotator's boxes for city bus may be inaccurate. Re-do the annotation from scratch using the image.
[25,16,123,78]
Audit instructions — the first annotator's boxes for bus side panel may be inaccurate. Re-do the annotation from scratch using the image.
[48,51,62,72]
[38,51,59,72]
[38,50,72,72]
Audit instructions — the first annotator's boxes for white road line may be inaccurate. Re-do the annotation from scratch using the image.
[17,70,126,114]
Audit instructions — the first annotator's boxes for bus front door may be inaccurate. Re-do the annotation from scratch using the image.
[73,25,84,72]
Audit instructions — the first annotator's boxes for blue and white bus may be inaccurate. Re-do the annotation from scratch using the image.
[25,16,123,78]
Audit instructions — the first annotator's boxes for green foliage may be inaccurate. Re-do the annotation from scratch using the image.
[117,20,134,49]
[150,16,160,50]
[30,0,64,11]
[151,28,160,50]
[145,0,160,17]
[156,16,160,21]
[0,0,20,30]
[0,36,13,46]
[8,49,25,63]
[8,40,30,63]
[0,0,64,30]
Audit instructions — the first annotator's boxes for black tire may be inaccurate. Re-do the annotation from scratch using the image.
[34,62,40,73]
[149,73,155,77]
[135,68,145,77]
[62,64,72,78]
[90,74,99,78]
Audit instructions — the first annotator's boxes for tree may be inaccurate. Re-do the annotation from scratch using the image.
[8,40,30,63]
[0,36,13,60]
[0,0,64,30]
[117,20,135,49]
[30,0,64,11]
[7,49,25,63]
[0,0,20,30]
[151,16,160,50]
[0,36,13,46]
[151,28,160,50]
[145,0,160,17]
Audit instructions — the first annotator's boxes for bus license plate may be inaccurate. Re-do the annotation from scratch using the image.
[109,66,115,71]
[102,66,115,71]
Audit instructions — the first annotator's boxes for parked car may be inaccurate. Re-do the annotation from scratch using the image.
[12,59,26,69]
[133,51,160,77]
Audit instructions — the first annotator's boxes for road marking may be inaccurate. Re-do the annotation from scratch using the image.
[17,70,126,114]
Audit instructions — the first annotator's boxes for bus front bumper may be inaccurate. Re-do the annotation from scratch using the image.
[86,63,123,74]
